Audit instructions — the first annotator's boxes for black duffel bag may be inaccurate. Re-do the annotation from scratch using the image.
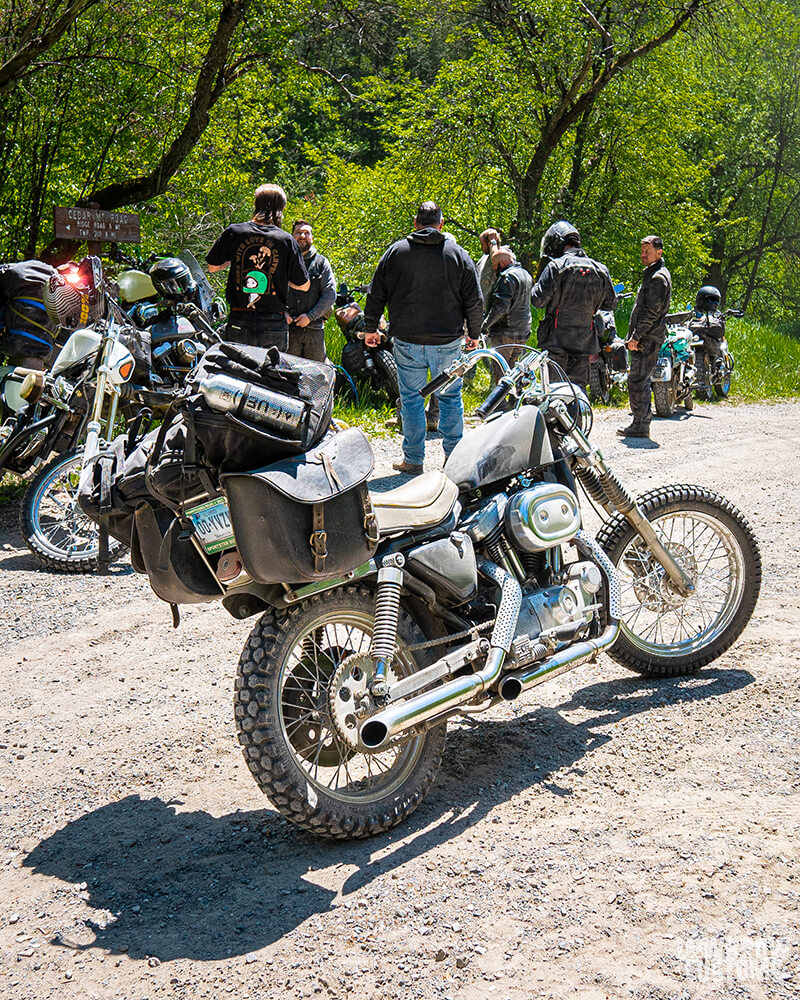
[187,341,336,474]
[222,427,379,584]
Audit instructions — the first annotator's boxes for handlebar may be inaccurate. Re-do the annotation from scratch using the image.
[420,370,451,398]
[475,379,512,419]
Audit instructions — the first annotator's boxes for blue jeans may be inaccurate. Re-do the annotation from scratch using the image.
[394,339,463,465]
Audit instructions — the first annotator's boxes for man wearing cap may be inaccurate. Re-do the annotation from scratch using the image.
[619,235,672,439]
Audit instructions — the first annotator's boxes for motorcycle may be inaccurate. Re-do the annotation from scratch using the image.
[587,289,632,405]
[16,260,194,571]
[651,304,741,417]
[215,345,760,838]
[689,308,741,401]
[113,248,224,383]
[333,283,400,407]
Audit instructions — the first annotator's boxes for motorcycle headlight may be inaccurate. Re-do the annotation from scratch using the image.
[547,381,593,437]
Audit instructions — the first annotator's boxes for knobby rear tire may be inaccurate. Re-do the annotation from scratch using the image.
[234,586,445,839]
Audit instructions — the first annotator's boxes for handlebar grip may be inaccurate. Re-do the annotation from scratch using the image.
[420,370,451,398]
[475,381,511,419]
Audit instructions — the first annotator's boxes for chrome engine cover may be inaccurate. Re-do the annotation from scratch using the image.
[505,483,581,552]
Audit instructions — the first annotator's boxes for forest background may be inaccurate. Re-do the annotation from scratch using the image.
[2,0,800,328]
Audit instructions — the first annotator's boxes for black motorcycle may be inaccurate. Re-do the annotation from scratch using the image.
[333,283,400,406]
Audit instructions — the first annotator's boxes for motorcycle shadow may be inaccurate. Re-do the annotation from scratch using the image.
[22,668,752,963]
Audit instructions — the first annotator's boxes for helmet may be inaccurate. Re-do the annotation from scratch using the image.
[695,285,721,313]
[150,257,197,301]
[43,258,104,328]
[540,220,581,260]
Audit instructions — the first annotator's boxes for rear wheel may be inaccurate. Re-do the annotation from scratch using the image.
[652,378,676,417]
[714,353,733,398]
[696,355,713,401]
[235,586,445,838]
[21,450,127,572]
[588,361,611,405]
[598,485,761,676]
[372,348,400,405]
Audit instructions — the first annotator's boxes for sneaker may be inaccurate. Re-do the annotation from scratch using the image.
[392,459,424,475]
[616,422,651,439]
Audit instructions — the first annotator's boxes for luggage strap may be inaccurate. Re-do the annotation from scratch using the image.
[310,489,378,575]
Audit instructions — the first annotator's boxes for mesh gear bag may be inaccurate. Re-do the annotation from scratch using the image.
[0,260,58,358]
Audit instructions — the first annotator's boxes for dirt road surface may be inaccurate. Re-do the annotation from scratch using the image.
[1,399,798,999]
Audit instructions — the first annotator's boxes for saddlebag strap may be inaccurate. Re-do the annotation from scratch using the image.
[310,503,327,573]
[362,490,379,545]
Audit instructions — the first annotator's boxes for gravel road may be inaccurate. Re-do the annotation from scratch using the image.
[0,399,798,999]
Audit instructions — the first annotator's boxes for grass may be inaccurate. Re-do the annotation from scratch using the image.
[0,471,24,505]
[724,318,800,402]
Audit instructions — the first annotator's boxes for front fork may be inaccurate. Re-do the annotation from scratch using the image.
[555,406,695,596]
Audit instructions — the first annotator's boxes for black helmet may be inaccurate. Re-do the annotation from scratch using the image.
[540,220,581,259]
[695,285,721,313]
[150,257,197,301]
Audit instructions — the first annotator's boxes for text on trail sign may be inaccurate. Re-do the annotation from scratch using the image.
[54,207,140,244]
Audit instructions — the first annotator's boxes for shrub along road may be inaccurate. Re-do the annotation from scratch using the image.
[0,399,798,999]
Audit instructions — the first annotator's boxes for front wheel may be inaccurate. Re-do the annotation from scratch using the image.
[21,450,127,572]
[234,586,445,838]
[652,377,676,417]
[597,485,761,676]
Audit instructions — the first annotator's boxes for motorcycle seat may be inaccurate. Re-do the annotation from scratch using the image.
[370,471,458,535]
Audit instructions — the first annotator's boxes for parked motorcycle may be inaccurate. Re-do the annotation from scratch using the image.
[587,288,632,405]
[688,286,741,401]
[16,259,189,571]
[177,345,757,838]
[333,283,400,406]
[651,298,741,417]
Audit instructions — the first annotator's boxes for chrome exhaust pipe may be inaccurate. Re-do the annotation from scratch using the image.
[359,560,521,751]
[498,622,619,700]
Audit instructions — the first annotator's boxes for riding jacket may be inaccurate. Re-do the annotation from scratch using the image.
[531,249,617,356]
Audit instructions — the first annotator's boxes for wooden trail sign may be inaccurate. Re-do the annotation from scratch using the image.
[54,207,140,245]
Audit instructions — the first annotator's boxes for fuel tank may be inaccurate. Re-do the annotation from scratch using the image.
[443,405,555,491]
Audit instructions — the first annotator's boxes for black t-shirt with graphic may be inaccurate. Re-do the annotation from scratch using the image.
[206,222,308,314]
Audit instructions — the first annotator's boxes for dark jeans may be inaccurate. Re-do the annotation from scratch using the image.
[288,325,326,362]
[627,337,662,424]
[225,311,288,351]
[546,350,590,388]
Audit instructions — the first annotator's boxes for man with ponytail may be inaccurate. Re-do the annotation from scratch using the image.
[207,184,309,350]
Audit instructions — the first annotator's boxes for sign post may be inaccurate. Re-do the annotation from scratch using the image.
[53,207,141,255]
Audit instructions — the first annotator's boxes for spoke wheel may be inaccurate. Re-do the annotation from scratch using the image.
[21,450,127,572]
[597,485,761,676]
[714,354,733,398]
[235,586,445,838]
[588,361,611,405]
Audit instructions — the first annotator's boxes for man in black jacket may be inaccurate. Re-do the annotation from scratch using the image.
[482,248,532,378]
[530,220,617,387]
[286,220,336,361]
[364,202,482,475]
[618,235,672,439]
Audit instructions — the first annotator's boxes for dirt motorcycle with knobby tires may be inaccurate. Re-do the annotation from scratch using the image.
[19,261,186,572]
[221,345,761,839]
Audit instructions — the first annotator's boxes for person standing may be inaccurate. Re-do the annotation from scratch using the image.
[530,220,617,387]
[364,201,482,475]
[618,235,672,439]
[206,184,309,351]
[286,220,336,362]
[482,247,533,377]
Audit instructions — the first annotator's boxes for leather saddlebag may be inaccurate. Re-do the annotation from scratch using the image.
[222,427,379,585]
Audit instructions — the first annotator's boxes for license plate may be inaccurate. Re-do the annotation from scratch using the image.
[186,496,235,554]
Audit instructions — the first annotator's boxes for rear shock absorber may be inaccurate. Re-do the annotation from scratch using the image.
[370,553,405,697]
